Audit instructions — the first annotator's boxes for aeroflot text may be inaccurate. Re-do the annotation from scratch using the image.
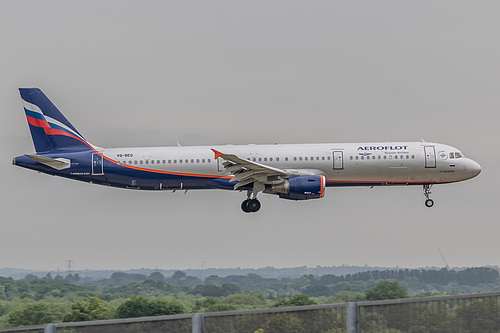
[357,146,408,151]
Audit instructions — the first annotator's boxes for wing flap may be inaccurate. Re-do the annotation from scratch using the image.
[212,149,289,190]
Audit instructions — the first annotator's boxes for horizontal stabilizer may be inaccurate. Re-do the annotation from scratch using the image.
[25,154,71,170]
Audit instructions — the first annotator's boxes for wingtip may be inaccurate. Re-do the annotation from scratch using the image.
[211,149,223,159]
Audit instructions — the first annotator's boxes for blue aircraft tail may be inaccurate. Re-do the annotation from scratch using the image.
[19,88,93,153]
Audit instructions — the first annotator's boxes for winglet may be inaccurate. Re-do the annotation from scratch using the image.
[211,149,224,159]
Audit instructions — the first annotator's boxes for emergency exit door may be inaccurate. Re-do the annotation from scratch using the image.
[333,151,344,170]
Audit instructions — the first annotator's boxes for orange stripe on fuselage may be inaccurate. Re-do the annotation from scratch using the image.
[102,155,231,179]
[325,180,457,185]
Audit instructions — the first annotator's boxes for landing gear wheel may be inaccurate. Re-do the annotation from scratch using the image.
[248,199,261,212]
[241,198,261,213]
[241,199,252,213]
[425,199,434,208]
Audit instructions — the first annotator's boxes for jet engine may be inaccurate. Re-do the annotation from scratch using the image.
[265,175,325,200]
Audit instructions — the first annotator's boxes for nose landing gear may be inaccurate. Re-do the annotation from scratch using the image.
[423,184,434,208]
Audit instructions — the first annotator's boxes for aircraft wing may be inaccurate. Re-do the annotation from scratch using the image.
[212,149,288,190]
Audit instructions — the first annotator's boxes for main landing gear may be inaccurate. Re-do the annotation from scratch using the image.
[423,184,434,208]
[241,190,261,213]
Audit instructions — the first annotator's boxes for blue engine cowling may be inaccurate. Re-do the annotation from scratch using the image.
[272,175,326,201]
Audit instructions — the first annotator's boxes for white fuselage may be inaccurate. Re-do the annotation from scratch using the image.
[103,141,481,187]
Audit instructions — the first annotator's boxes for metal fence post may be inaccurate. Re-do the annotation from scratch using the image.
[44,324,56,333]
[192,313,204,333]
[346,302,358,333]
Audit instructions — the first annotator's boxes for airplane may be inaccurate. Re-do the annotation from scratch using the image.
[13,88,481,213]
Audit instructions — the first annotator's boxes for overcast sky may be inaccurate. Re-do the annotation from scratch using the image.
[1,1,499,272]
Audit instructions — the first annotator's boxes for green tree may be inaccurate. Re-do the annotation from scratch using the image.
[8,303,61,326]
[365,281,408,301]
[273,294,317,307]
[114,296,185,319]
[149,272,165,281]
[62,297,113,322]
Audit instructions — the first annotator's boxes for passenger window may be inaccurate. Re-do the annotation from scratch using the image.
[264,158,267,162]
[258,158,262,162]
[179,160,182,163]
[202,159,205,163]
[151,160,154,164]
[168,160,171,164]
[384,156,387,160]
[162,160,165,164]
[191,159,194,163]
[208,159,211,163]
[285,157,288,161]
[394,156,398,159]
[197,159,200,163]
[350,156,353,160]
[276,157,279,161]
[355,156,359,160]
[134,160,137,165]
[140,160,143,164]
[270,157,273,161]
[327,156,330,160]
[294,157,297,161]
[406,155,409,159]
[305,157,308,161]
[299,157,303,161]
[322,156,325,160]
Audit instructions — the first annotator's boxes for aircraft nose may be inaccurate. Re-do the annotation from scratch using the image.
[468,160,481,178]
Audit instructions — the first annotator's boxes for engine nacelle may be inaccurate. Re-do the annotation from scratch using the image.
[266,175,326,201]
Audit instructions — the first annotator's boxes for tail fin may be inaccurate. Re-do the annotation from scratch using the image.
[20,88,93,152]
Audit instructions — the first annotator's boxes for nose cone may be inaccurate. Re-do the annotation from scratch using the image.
[468,159,481,178]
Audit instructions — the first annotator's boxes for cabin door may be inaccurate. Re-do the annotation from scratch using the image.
[424,146,436,168]
[92,153,104,175]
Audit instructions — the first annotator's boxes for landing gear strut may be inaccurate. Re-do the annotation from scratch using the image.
[241,190,261,213]
[423,184,434,208]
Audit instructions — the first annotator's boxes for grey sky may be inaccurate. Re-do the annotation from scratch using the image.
[1,1,498,272]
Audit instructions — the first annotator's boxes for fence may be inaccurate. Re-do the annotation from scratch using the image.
[1,292,499,333]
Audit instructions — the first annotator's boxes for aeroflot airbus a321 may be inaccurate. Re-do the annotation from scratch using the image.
[13,88,481,213]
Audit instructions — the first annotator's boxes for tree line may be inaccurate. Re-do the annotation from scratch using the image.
[0,267,497,327]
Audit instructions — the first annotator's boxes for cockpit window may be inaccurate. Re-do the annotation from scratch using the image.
[450,152,464,159]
